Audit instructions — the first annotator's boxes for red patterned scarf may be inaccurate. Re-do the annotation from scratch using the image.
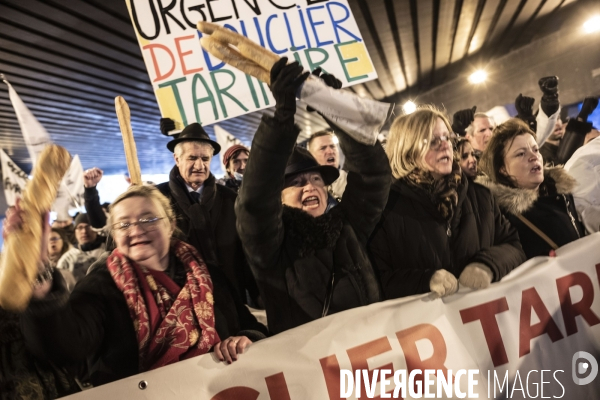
[107,238,220,371]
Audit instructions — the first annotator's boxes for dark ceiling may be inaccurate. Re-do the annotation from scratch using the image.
[0,0,588,175]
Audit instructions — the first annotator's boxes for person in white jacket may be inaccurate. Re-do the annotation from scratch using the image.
[564,130,600,233]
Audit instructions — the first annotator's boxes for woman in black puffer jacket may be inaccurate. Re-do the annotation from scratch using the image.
[369,107,525,299]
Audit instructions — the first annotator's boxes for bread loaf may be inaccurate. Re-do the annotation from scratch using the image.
[0,145,71,312]
[197,22,280,83]
[200,37,271,84]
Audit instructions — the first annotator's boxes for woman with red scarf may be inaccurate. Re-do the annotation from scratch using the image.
[10,185,266,388]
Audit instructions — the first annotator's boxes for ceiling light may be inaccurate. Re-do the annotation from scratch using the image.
[332,135,339,144]
[469,70,487,84]
[403,101,417,114]
[584,16,600,33]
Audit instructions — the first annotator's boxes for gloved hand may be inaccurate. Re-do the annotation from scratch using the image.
[160,118,175,136]
[307,67,342,112]
[451,106,476,136]
[269,57,310,122]
[458,263,493,289]
[539,76,559,116]
[577,97,599,121]
[429,269,458,298]
[515,94,537,132]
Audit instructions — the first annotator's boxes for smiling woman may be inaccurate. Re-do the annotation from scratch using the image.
[15,185,267,388]
[369,106,525,300]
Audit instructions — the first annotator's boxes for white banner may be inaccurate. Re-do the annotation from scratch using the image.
[3,77,85,217]
[214,125,243,167]
[0,149,29,207]
[53,155,85,220]
[64,234,600,399]
[125,0,378,129]
[3,78,51,165]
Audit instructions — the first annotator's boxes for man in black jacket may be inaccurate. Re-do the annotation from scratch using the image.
[157,124,260,307]
[235,59,390,334]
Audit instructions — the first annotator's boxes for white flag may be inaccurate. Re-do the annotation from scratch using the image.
[214,125,242,167]
[53,155,85,220]
[0,149,29,207]
[3,78,52,165]
[3,76,85,218]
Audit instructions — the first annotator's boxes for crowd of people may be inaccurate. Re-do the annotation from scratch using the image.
[0,58,599,398]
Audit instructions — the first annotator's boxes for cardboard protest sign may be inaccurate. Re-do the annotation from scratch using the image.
[64,233,600,399]
[125,0,377,129]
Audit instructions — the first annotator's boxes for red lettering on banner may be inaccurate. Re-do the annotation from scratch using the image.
[265,372,292,400]
[319,355,343,400]
[556,272,600,336]
[460,297,510,367]
[142,44,176,82]
[347,337,395,399]
[210,386,260,400]
[175,35,204,75]
[519,287,564,357]
[396,324,451,394]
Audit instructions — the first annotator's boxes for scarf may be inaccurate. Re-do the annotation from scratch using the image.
[107,238,219,371]
[404,162,463,221]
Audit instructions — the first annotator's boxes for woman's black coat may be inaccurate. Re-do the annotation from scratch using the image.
[369,175,526,299]
[477,167,586,259]
[20,255,267,387]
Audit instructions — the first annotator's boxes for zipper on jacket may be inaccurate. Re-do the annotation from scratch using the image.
[562,194,581,238]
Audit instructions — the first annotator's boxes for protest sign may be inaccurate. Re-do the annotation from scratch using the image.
[125,0,378,129]
[65,233,600,399]
[0,149,29,207]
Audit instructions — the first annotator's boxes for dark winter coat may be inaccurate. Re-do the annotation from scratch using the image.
[83,186,107,229]
[477,167,586,259]
[369,175,526,300]
[21,254,267,388]
[156,169,259,305]
[235,115,390,335]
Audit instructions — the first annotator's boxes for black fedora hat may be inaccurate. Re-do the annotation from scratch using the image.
[285,146,339,186]
[166,123,221,154]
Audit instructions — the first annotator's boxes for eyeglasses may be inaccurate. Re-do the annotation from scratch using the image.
[425,133,456,151]
[49,237,62,242]
[112,217,165,236]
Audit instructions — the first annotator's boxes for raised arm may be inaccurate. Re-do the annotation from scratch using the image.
[83,167,107,229]
[235,59,309,269]
[329,120,391,244]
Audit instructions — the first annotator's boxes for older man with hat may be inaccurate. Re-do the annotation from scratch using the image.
[158,123,260,307]
[235,59,391,334]
[217,144,250,193]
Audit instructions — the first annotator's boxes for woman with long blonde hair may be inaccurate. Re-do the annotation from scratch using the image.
[369,106,525,299]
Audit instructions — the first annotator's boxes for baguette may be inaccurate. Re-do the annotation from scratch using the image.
[0,145,71,312]
[200,37,271,84]
[197,22,280,82]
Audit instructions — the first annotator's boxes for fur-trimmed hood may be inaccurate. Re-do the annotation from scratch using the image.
[476,166,578,215]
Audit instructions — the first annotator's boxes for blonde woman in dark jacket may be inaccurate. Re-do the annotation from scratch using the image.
[369,107,525,299]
